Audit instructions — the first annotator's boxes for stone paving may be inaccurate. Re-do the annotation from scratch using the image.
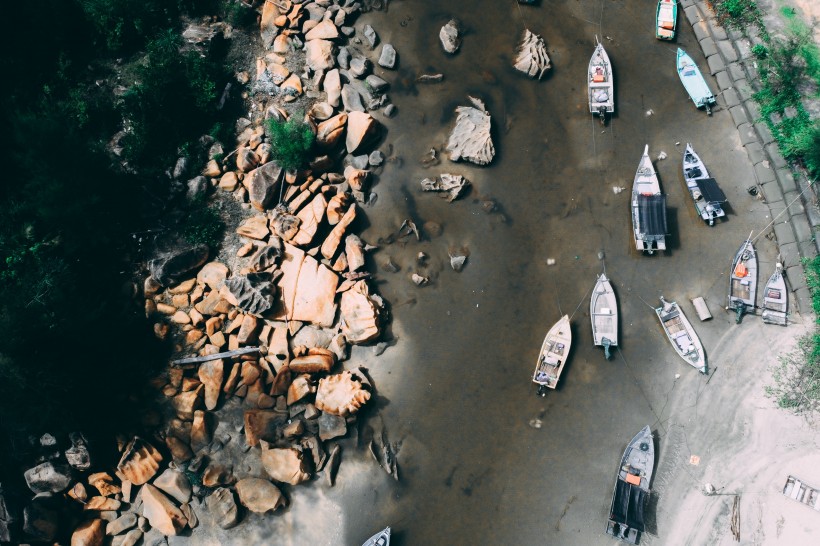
[681,0,818,315]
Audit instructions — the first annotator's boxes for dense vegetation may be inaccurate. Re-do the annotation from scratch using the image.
[265,115,316,171]
[0,1,243,471]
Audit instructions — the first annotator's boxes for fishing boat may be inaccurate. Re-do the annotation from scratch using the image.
[362,527,391,546]
[588,39,614,124]
[656,0,677,40]
[655,297,707,373]
[676,48,716,114]
[605,426,655,544]
[533,315,571,394]
[591,273,618,359]
[682,143,727,226]
[762,263,788,325]
[728,235,757,323]
[782,476,820,511]
[631,145,667,254]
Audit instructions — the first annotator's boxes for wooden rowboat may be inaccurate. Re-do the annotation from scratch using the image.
[677,48,716,114]
[533,315,571,394]
[762,263,788,326]
[783,476,820,511]
[362,527,390,546]
[656,0,677,40]
[591,273,618,359]
[655,297,706,373]
[588,38,614,124]
[631,145,667,254]
[728,235,757,323]
[605,426,654,544]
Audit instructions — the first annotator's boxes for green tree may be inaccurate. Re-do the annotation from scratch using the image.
[265,115,315,171]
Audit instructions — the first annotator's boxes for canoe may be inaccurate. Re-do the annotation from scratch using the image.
[631,145,667,254]
[676,48,716,113]
[590,273,618,359]
[783,475,820,511]
[588,39,614,123]
[728,235,757,323]
[762,262,788,326]
[656,0,677,40]
[655,297,707,373]
[533,315,571,393]
[605,426,655,544]
[682,143,727,226]
[362,527,391,546]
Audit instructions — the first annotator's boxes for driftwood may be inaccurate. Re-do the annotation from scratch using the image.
[171,347,260,366]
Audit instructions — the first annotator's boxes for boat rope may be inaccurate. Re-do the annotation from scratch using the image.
[749,178,816,245]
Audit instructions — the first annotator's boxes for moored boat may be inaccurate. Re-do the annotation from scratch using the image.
[682,143,727,226]
[533,315,571,394]
[605,426,655,544]
[783,476,820,511]
[591,273,618,359]
[588,39,614,124]
[762,263,788,326]
[655,297,706,373]
[728,235,757,323]
[362,527,391,546]
[631,145,667,254]
[676,48,716,114]
[656,0,677,40]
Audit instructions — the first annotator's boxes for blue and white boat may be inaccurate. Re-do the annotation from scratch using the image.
[676,48,716,114]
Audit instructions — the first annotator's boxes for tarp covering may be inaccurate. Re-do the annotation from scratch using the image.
[696,178,726,203]
[637,195,667,237]
[610,479,647,531]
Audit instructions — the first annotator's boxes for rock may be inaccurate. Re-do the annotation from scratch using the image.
[202,464,235,488]
[236,147,260,173]
[236,216,270,240]
[141,484,187,536]
[287,374,314,405]
[72,518,104,546]
[341,84,365,112]
[197,262,229,290]
[416,73,444,83]
[260,0,280,49]
[345,234,366,271]
[172,385,203,420]
[446,96,495,165]
[306,39,335,71]
[194,289,232,316]
[324,444,342,486]
[449,248,469,271]
[337,46,351,69]
[326,193,351,225]
[345,111,378,154]
[149,245,210,287]
[340,280,382,343]
[24,462,73,494]
[324,68,342,107]
[179,503,197,530]
[276,244,339,327]
[281,73,302,96]
[106,513,137,536]
[245,161,284,211]
[270,206,301,241]
[190,410,213,453]
[514,29,551,80]
[318,412,347,441]
[289,350,336,374]
[198,360,224,410]
[308,102,334,122]
[235,478,287,513]
[85,496,122,511]
[153,469,192,504]
[219,172,239,191]
[201,159,222,178]
[365,74,388,94]
[292,194,327,247]
[223,273,275,316]
[261,448,311,485]
[305,20,339,40]
[378,44,396,69]
[88,472,120,497]
[244,410,287,447]
[116,437,163,485]
[316,113,348,148]
[368,150,385,166]
[363,25,378,48]
[343,166,369,192]
[206,488,239,530]
[315,369,371,416]
[384,104,397,117]
[165,435,193,463]
[350,56,370,78]
[420,173,470,201]
[119,529,142,546]
[439,20,461,54]
[23,498,60,541]
[250,240,283,272]
[186,175,209,203]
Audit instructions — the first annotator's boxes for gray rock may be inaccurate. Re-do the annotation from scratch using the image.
[378,44,396,69]
[347,154,370,170]
[337,46,351,69]
[0,486,15,543]
[23,462,73,494]
[223,273,275,316]
[420,173,471,201]
[363,24,378,48]
[250,239,283,272]
[350,57,370,78]
[514,29,551,80]
[439,20,461,54]
[153,469,192,504]
[143,529,168,546]
[149,244,209,287]
[325,444,342,486]
[22,499,59,542]
[449,249,469,272]
[138,516,150,532]
[186,175,209,203]
[446,96,495,165]
[342,85,366,112]
[121,529,143,546]
[384,104,397,117]
[368,151,385,167]
[341,26,355,37]
[65,437,91,471]
[365,75,389,94]
[107,512,138,536]
[318,413,347,441]
[247,161,284,211]
[206,488,239,530]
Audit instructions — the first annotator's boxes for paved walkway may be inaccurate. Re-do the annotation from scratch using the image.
[681,0,818,316]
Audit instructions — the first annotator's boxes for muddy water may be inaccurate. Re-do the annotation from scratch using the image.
[234,1,773,545]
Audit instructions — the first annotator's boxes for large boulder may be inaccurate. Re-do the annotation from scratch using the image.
[71,518,104,546]
[345,111,378,154]
[149,245,209,287]
[245,161,284,211]
[153,469,192,505]
[315,369,371,417]
[420,173,471,202]
[260,0,280,49]
[243,410,287,447]
[141,484,187,536]
[446,96,495,166]
[305,39,334,71]
[235,478,287,514]
[206,488,239,530]
[276,244,339,327]
[291,194,327,246]
[305,20,339,41]
[439,20,461,54]
[223,273,275,316]
[324,69,342,107]
[116,437,163,485]
[261,448,311,485]
[339,280,382,344]
[24,462,73,494]
[316,113,347,148]
[198,359,224,410]
[514,29,551,80]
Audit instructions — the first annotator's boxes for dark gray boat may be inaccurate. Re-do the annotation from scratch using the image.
[606,426,654,544]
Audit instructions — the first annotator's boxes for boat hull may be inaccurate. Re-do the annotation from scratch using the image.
[677,48,716,111]
[588,42,614,117]
[656,0,677,40]
[762,264,788,325]
[591,274,618,357]
[362,527,391,546]
[606,426,654,544]
[631,145,667,254]
[728,239,757,321]
[655,297,706,373]
[533,315,571,390]
[682,143,726,225]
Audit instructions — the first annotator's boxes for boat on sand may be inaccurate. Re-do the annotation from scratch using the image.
[682,143,727,226]
[362,527,390,546]
[605,426,654,544]
[655,297,706,373]
[676,48,716,114]
[588,39,614,124]
[591,273,618,359]
[631,145,667,254]
[533,315,571,394]
[656,0,677,40]
[728,235,757,323]
[762,263,788,326]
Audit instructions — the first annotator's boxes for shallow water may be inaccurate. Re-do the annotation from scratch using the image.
[221,1,777,544]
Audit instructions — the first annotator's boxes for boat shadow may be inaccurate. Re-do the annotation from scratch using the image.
[644,429,661,537]
[662,205,680,255]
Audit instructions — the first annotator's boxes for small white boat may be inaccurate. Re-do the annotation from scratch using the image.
[590,273,618,359]
[588,39,614,124]
[533,315,571,393]
[656,0,677,40]
[762,263,788,326]
[682,143,727,226]
[655,297,706,373]
[728,235,757,323]
[362,527,390,546]
[783,475,820,511]
[605,426,654,544]
[677,48,716,114]
[631,145,667,254]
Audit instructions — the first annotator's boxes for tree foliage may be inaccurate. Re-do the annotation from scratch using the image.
[265,115,316,171]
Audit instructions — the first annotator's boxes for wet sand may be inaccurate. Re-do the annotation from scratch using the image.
[203,1,816,544]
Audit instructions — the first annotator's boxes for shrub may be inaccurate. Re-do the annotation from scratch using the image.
[265,115,315,171]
